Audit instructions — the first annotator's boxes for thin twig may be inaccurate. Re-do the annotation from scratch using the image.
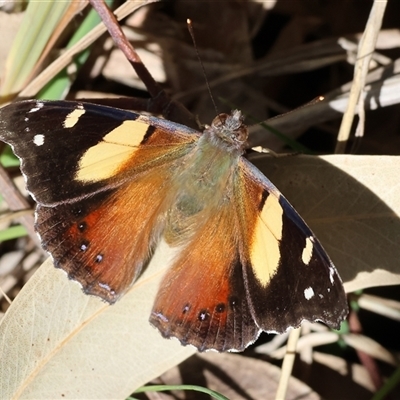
[275,327,301,400]
[88,0,196,128]
[349,310,383,390]
[89,0,161,97]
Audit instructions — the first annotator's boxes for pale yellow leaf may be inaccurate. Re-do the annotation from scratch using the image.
[1,154,399,399]
[252,154,400,292]
[0,242,194,399]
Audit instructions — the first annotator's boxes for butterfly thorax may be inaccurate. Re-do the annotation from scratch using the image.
[163,112,247,246]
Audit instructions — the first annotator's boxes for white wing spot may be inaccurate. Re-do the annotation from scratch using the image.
[304,287,315,300]
[153,311,168,323]
[98,282,111,291]
[28,101,44,113]
[33,134,45,146]
[329,265,335,284]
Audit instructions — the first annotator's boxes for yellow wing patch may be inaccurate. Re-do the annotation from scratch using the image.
[301,236,314,265]
[250,193,283,286]
[76,120,148,182]
[64,106,86,128]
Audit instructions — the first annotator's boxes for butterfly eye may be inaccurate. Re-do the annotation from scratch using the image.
[211,113,229,128]
[235,126,248,142]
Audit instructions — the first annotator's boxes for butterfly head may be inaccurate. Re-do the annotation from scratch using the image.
[204,110,248,154]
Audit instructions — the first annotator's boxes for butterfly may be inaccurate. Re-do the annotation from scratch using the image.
[0,100,348,352]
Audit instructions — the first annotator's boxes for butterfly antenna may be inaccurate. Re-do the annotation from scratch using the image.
[187,19,220,116]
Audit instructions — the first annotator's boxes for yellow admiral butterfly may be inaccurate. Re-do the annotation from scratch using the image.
[0,100,348,352]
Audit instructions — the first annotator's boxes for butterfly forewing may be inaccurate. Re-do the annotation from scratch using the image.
[0,100,198,205]
[0,100,198,302]
[237,159,348,332]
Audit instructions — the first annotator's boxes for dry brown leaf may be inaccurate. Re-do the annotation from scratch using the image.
[309,351,375,397]
[156,352,320,400]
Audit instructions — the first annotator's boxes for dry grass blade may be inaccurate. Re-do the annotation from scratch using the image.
[358,294,400,321]
[336,0,388,153]
[0,2,71,96]
[18,0,156,98]
[268,330,340,359]
[249,58,400,148]
[343,333,397,366]
[0,166,38,245]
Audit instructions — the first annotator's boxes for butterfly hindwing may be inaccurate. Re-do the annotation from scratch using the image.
[150,200,260,352]
[35,168,173,303]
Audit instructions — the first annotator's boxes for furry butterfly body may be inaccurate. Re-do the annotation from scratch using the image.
[0,100,347,352]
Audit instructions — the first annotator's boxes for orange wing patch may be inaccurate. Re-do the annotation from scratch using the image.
[36,166,174,303]
[150,204,260,352]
